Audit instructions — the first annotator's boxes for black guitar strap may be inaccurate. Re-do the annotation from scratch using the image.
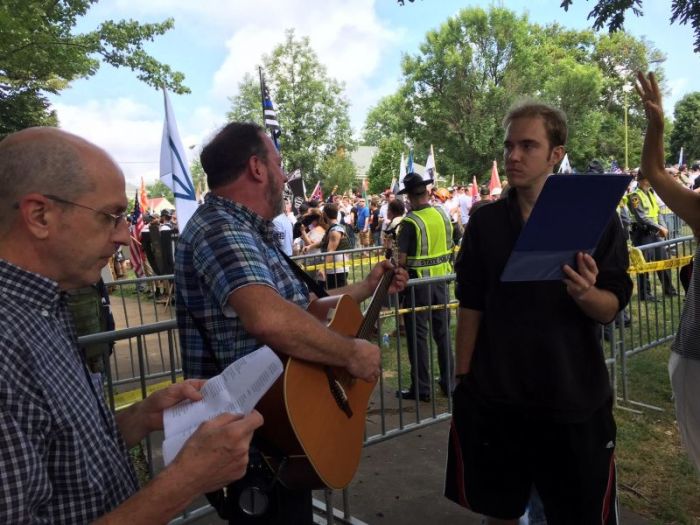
[277,249,329,299]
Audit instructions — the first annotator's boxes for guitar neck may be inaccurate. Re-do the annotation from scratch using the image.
[356,251,394,339]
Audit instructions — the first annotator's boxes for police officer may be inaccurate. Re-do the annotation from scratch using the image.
[396,172,454,401]
[628,170,677,300]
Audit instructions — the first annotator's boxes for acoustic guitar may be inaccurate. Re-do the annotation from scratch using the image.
[255,254,394,490]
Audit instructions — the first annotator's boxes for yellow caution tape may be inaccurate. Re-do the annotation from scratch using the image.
[113,377,182,411]
[627,246,692,274]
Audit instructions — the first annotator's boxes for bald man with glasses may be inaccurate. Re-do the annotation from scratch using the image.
[0,127,262,524]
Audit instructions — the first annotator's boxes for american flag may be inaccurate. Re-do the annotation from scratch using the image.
[129,191,146,278]
[259,68,281,150]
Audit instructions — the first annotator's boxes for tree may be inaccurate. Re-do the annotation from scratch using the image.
[0,0,188,137]
[399,1,700,53]
[366,136,404,194]
[670,92,700,165]
[226,30,354,186]
[147,180,173,204]
[370,6,664,174]
[362,92,409,146]
[319,150,357,194]
[226,73,263,124]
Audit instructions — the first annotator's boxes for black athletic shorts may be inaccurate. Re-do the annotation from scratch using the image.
[445,383,618,524]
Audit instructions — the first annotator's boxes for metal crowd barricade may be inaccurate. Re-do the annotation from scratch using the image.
[87,229,695,523]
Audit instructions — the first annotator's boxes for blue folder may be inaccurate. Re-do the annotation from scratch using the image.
[501,174,633,282]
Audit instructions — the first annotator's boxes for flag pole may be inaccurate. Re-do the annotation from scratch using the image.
[258,67,266,125]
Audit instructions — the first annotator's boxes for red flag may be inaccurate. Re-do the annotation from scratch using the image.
[489,160,501,195]
[129,191,146,277]
[470,176,479,203]
[139,177,149,213]
[310,181,323,202]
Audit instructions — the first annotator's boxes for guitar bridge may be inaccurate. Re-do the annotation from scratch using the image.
[325,367,353,418]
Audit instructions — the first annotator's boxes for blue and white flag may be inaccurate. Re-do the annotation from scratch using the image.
[679,147,684,167]
[407,148,414,174]
[260,68,281,150]
[160,89,197,231]
[397,152,406,193]
[558,153,573,174]
[424,145,435,181]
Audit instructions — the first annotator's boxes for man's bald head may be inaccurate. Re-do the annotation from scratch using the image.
[0,127,101,232]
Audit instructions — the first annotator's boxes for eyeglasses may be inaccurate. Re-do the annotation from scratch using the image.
[43,194,129,229]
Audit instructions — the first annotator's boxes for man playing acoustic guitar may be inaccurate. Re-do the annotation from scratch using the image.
[174,122,407,524]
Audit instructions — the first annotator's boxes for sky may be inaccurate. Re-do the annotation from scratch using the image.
[48,0,699,187]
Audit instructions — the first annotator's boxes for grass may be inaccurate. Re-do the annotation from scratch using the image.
[615,345,700,524]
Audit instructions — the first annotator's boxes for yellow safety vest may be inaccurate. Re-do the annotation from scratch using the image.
[402,206,453,278]
[634,188,660,220]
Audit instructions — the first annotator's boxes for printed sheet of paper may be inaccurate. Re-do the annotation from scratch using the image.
[161,345,282,465]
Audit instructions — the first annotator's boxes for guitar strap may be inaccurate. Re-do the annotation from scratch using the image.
[277,249,329,299]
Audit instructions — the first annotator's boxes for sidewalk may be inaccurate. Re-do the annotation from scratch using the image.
[189,419,652,524]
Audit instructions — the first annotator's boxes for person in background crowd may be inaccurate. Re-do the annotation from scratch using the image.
[383,199,405,252]
[396,172,454,402]
[379,190,395,245]
[468,186,493,217]
[0,127,261,524]
[174,122,407,524]
[356,196,371,248]
[272,207,293,256]
[636,71,700,472]
[369,197,382,246]
[160,209,174,231]
[628,170,678,300]
[456,185,471,226]
[446,101,631,524]
[320,204,351,289]
[300,207,328,289]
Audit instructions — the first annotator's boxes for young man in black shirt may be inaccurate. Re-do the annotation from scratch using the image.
[445,102,632,524]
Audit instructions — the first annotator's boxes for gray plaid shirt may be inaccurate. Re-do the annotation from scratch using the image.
[0,260,138,523]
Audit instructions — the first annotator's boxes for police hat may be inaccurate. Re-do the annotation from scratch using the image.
[587,159,605,174]
[160,209,172,218]
[397,172,433,195]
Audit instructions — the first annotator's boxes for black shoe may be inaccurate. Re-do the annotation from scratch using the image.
[640,295,658,302]
[396,389,430,402]
[664,289,679,297]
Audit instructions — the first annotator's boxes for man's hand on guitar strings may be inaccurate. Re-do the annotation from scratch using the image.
[367,259,408,296]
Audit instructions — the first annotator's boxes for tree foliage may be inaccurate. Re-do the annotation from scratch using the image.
[319,149,357,194]
[400,1,700,53]
[670,92,700,165]
[0,0,188,137]
[227,30,354,187]
[366,136,405,194]
[366,6,665,177]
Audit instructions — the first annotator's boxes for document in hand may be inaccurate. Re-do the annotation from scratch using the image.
[501,173,633,282]
[161,345,283,465]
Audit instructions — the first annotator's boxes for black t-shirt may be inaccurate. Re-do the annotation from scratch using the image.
[455,188,632,422]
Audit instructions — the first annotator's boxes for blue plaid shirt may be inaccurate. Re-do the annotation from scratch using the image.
[175,193,310,378]
[0,260,138,524]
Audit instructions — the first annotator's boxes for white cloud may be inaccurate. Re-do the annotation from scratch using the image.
[54,98,219,187]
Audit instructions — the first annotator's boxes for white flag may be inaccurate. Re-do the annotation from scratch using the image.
[160,89,198,231]
[679,147,684,166]
[424,145,435,182]
[398,152,407,193]
[558,153,573,174]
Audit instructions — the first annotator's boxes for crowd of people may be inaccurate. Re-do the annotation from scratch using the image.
[0,69,698,525]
